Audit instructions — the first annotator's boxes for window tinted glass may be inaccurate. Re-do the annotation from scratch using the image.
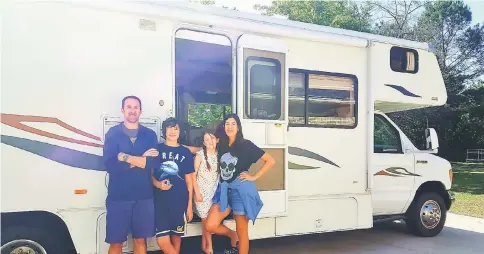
[289,72,305,124]
[374,115,402,153]
[246,58,281,120]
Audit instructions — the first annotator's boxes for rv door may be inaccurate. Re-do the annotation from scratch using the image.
[236,34,288,217]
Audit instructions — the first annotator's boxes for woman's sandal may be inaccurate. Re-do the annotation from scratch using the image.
[223,247,238,254]
[223,241,239,254]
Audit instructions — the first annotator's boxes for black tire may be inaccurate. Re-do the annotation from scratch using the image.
[1,226,69,254]
[405,192,447,237]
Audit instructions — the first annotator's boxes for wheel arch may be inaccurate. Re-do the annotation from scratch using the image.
[408,181,452,212]
[1,210,76,252]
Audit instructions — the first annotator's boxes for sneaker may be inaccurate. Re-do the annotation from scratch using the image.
[223,246,239,254]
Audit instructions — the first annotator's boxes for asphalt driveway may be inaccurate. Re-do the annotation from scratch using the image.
[166,213,484,254]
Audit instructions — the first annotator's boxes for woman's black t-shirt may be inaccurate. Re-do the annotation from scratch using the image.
[218,139,265,183]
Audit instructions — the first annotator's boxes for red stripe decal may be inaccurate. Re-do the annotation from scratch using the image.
[1,114,103,148]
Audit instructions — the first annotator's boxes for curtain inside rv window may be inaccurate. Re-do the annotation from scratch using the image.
[287,71,357,128]
[307,74,355,127]
[390,46,418,74]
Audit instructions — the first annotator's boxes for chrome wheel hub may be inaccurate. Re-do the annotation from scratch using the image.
[1,240,46,254]
[420,200,442,229]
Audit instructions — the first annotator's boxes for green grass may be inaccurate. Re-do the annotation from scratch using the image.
[449,162,484,218]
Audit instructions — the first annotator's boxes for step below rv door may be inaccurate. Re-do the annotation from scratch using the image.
[235,34,288,218]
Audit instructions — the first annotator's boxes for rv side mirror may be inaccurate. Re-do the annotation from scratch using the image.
[425,128,439,152]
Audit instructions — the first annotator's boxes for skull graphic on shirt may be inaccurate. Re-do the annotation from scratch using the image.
[220,152,238,181]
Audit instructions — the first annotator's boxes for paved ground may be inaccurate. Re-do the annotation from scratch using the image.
[161,213,484,254]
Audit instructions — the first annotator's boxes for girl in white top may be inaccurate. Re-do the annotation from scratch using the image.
[193,131,219,254]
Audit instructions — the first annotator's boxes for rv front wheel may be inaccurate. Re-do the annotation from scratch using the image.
[406,192,447,237]
[1,226,64,254]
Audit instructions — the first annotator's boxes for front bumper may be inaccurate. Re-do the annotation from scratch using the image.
[448,190,456,208]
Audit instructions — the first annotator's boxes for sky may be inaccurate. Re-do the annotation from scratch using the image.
[464,0,484,24]
[206,0,484,25]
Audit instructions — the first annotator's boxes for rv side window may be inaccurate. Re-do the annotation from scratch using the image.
[245,57,282,120]
[390,46,419,74]
[308,74,356,127]
[288,70,357,128]
[374,115,402,153]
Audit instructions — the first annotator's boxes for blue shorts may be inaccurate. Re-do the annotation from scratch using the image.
[154,200,187,238]
[105,199,155,244]
[227,188,246,216]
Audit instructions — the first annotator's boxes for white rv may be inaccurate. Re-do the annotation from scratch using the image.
[1,1,455,253]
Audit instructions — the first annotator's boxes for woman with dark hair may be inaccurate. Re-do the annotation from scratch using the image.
[205,114,275,254]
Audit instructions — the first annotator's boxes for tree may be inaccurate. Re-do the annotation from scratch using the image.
[187,0,483,161]
[415,0,484,95]
[253,0,374,33]
[369,0,427,40]
[187,104,231,128]
[380,0,484,161]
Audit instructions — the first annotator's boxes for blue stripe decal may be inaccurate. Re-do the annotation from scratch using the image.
[288,146,340,168]
[1,135,105,171]
[385,84,421,98]
[1,135,340,171]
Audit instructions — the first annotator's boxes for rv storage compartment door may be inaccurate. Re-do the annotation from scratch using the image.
[236,34,288,218]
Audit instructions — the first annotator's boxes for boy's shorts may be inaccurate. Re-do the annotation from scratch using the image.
[105,199,155,244]
[155,204,187,238]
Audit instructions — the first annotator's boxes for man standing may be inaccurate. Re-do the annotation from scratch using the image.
[103,96,160,254]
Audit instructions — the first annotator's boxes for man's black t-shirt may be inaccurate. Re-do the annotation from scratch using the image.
[218,139,265,183]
